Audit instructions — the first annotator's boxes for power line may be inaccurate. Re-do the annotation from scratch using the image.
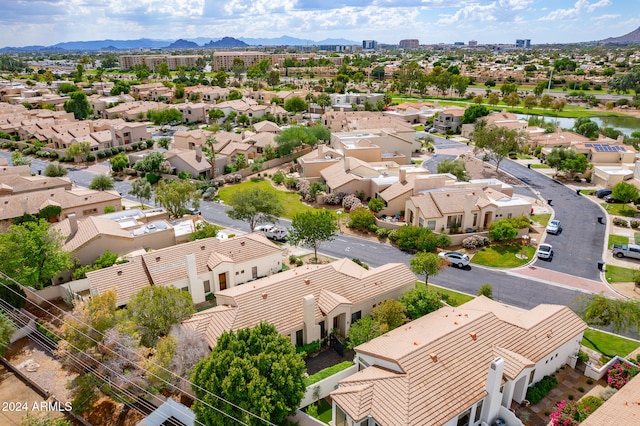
[0,273,278,425]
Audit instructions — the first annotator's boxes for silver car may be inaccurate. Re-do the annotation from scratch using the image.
[537,243,553,260]
[546,220,561,235]
[438,251,470,268]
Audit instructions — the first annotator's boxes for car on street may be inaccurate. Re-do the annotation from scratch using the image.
[438,251,470,268]
[546,219,562,235]
[428,128,438,133]
[188,207,201,215]
[596,189,612,199]
[537,243,553,260]
[255,224,288,242]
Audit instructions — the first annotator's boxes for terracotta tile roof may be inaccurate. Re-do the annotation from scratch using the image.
[379,175,416,202]
[581,371,640,425]
[493,347,534,380]
[86,258,151,306]
[332,297,587,426]
[185,260,416,348]
[252,121,281,133]
[52,215,131,252]
[0,175,71,194]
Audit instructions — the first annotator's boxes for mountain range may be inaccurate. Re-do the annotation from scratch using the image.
[600,26,640,45]
[0,36,358,52]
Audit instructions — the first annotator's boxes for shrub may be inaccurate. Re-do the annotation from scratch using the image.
[289,255,298,265]
[600,387,618,401]
[389,224,451,253]
[272,170,286,185]
[613,217,629,227]
[86,153,95,162]
[526,375,558,404]
[295,340,321,356]
[577,351,589,364]
[304,361,354,387]
[578,386,585,393]
[145,173,159,184]
[577,395,603,412]
[462,235,490,249]
[607,362,639,389]
[146,139,155,148]
[348,207,376,232]
[295,258,303,267]
[368,197,385,213]
[342,194,363,211]
[477,283,493,299]
[631,220,640,229]
[376,227,390,240]
[97,150,106,159]
[324,191,347,205]
[284,177,297,189]
[351,258,369,270]
[586,378,594,385]
[178,170,191,180]
[549,400,588,426]
[567,394,574,400]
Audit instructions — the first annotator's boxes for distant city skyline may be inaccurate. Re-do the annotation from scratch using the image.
[1,0,638,48]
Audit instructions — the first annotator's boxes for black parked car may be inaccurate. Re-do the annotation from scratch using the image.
[596,189,612,199]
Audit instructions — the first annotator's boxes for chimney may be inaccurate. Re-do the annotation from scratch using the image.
[195,144,202,162]
[69,213,78,238]
[399,168,407,183]
[617,135,625,144]
[318,144,324,155]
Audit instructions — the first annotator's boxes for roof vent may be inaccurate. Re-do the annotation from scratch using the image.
[304,278,311,285]
[117,271,123,276]
[413,341,419,346]
[201,245,205,250]
[155,256,161,262]
[454,321,459,325]
[429,353,438,362]
[241,241,245,246]
[469,332,477,341]
[262,293,268,300]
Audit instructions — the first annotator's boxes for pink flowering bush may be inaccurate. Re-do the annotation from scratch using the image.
[607,362,639,390]
[549,400,588,426]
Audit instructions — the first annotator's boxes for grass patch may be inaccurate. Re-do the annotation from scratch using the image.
[581,189,596,195]
[601,203,639,217]
[413,124,425,131]
[304,399,332,424]
[582,328,640,358]
[608,234,629,249]
[217,179,317,219]
[531,164,550,169]
[305,361,354,387]
[635,232,640,244]
[471,244,536,268]
[531,213,551,226]
[431,285,474,307]
[604,264,637,283]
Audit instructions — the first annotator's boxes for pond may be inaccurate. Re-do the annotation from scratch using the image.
[515,114,640,136]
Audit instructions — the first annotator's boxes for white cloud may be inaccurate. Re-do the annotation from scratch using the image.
[498,0,534,11]
[591,13,620,22]
[436,2,499,25]
[539,0,611,21]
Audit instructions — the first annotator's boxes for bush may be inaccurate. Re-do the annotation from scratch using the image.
[348,207,376,232]
[477,283,493,299]
[577,395,603,412]
[289,255,298,265]
[577,351,589,363]
[351,258,369,270]
[631,220,640,229]
[324,191,347,205]
[613,217,629,227]
[295,258,303,267]
[304,361,354,387]
[178,170,191,180]
[146,139,155,148]
[342,194,363,211]
[86,153,95,162]
[526,375,558,404]
[600,387,618,401]
[376,227,390,240]
[97,150,106,159]
[607,362,639,389]
[145,173,159,184]
[272,171,286,185]
[284,177,297,189]
[389,224,451,253]
[295,340,321,356]
[462,235,490,249]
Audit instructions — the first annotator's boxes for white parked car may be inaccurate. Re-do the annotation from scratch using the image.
[255,224,288,242]
[438,251,470,268]
[537,243,553,260]
[546,220,561,235]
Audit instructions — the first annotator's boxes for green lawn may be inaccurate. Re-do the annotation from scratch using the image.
[581,189,596,195]
[635,232,640,244]
[608,234,629,249]
[582,328,640,358]
[604,265,637,283]
[431,285,474,307]
[531,213,551,227]
[601,203,639,217]
[305,399,332,424]
[217,179,317,219]
[471,245,536,268]
[531,164,550,169]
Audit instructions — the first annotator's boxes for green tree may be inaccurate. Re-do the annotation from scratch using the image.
[10,152,31,166]
[154,180,200,218]
[110,152,129,173]
[156,62,170,80]
[437,159,469,181]
[0,219,72,288]
[228,89,243,100]
[461,105,490,124]
[410,251,444,284]
[202,136,219,179]
[227,187,284,232]
[316,93,332,113]
[213,70,228,87]
[127,286,195,347]
[367,197,385,213]
[504,91,521,110]
[88,174,115,191]
[43,164,68,177]
[488,219,518,242]
[274,126,315,156]
[284,96,308,114]
[372,299,406,332]
[129,178,152,208]
[147,108,182,125]
[487,92,500,106]
[539,94,554,109]
[577,294,640,334]
[573,117,600,139]
[208,109,225,123]
[533,81,547,98]
[346,316,383,349]
[477,283,494,299]
[523,95,538,111]
[0,312,16,357]
[288,210,337,261]
[306,125,331,143]
[133,151,168,174]
[612,181,639,208]
[192,222,222,240]
[63,91,92,120]
[400,282,446,320]
[66,141,91,161]
[473,122,526,173]
[191,322,306,426]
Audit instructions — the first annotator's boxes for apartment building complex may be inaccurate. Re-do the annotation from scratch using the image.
[118,55,201,71]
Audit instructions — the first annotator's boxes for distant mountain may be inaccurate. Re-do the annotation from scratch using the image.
[601,26,640,45]
[166,39,199,49]
[203,37,248,48]
[0,35,359,51]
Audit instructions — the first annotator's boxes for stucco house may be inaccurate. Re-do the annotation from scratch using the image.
[331,296,587,426]
[433,106,466,133]
[172,129,216,151]
[181,259,416,348]
[86,233,283,306]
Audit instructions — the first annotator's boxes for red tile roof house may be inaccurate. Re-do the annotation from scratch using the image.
[181,258,416,348]
[331,296,587,426]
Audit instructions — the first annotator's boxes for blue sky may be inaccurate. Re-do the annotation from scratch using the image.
[1,0,638,47]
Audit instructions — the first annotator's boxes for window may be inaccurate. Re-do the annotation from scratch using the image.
[457,408,471,426]
[351,311,362,324]
[529,369,536,384]
[295,329,303,346]
[473,213,478,227]
[508,213,513,218]
[447,214,462,228]
[427,220,436,230]
[252,266,258,279]
[203,280,211,293]
[474,400,483,423]
[418,218,424,227]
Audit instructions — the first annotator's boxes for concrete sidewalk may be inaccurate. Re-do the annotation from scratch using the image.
[508,266,620,298]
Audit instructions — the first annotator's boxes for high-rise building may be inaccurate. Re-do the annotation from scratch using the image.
[468,40,478,47]
[362,40,378,50]
[398,39,420,49]
[516,39,531,48]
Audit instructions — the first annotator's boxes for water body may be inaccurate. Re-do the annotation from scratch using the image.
[515,114,640,136]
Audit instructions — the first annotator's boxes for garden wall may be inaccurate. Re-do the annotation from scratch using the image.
[585,355,638,380]
[23,279,90,306]
[299,364,358,408]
